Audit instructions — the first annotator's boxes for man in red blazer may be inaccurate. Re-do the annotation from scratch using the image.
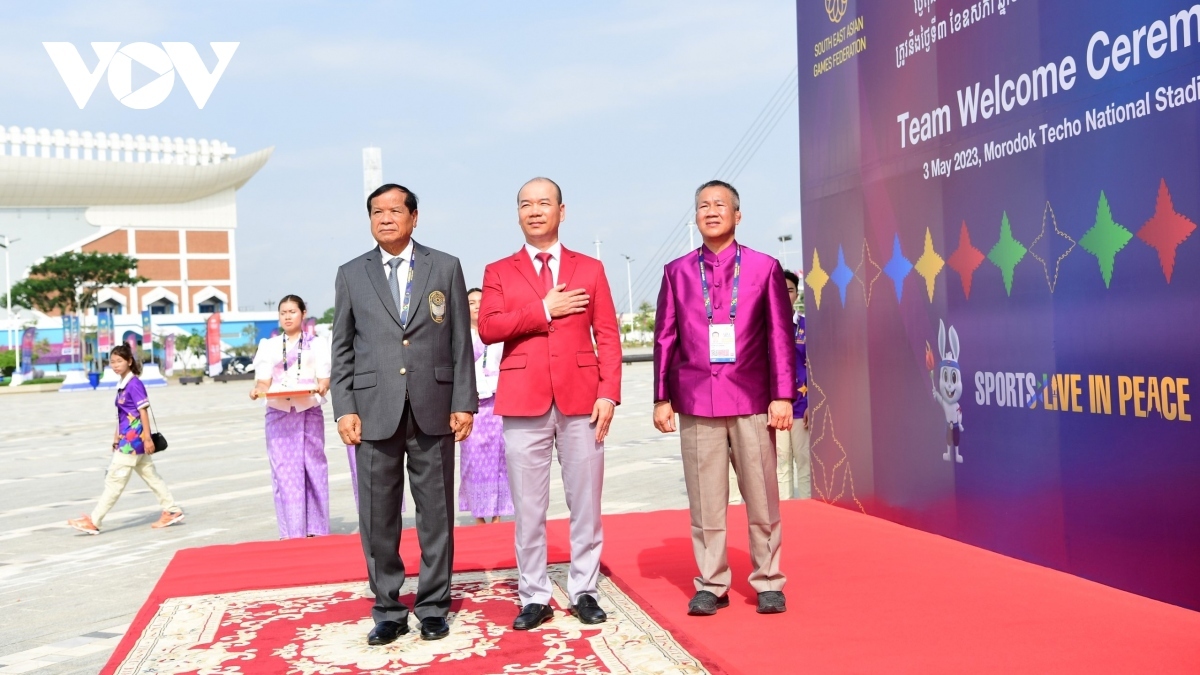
[478,177,622,631]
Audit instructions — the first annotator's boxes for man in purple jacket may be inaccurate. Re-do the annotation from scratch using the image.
[652,180,796,617]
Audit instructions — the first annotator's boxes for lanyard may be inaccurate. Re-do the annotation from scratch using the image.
[394,259,416,327]
[698,244,741,324]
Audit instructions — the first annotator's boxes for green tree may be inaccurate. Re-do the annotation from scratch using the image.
[318,306,335,324]
[2,251,147,316]
[632,301,655,333]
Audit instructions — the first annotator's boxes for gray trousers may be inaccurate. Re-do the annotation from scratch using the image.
[356,406,455,623]
[503,405,604,606]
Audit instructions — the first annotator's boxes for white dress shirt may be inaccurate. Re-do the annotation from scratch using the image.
[525,241,562,321]
[380,241,415,281]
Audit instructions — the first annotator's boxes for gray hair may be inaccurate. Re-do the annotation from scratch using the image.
[694,180,740,211]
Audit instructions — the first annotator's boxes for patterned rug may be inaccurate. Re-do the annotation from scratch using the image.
[113,563,708,674]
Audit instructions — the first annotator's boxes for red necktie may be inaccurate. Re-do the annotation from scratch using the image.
[536,252,554,294]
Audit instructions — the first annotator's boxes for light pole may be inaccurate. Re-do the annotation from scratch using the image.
[688,221,696,252]
[593,237,602,261]
[777,234,794,268]
[0,235,16,375]
[621,254,634,334]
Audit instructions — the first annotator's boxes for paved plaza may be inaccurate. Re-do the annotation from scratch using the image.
[0,360,690,674]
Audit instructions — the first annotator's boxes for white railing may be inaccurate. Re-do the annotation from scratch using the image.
[0,127,236,165]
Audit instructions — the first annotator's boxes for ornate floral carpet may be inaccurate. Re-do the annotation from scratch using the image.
[102,502,1200,674]
[112,565,706,675]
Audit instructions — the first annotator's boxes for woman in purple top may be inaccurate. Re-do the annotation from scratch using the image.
[68,344,184,534]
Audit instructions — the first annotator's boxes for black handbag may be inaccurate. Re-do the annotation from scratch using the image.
[148,406,168,454]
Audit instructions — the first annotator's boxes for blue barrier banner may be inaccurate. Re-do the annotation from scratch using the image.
[798,0,1200,609]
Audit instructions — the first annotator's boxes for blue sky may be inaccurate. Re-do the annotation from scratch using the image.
[2,1,801,314]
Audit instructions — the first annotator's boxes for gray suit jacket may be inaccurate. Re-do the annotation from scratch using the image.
[331,241,477,440]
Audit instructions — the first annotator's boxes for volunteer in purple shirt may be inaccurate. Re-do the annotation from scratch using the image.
[68,344,184,535]
[652,180,795,617]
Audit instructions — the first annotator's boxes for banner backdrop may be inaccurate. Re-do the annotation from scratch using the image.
[97,311,113,356]
[164,335,176,376]
[141,310,152,353]
[60,316,74,358]
[798,0,1200,609]
[206,313,222,376]
[19,327,35,374]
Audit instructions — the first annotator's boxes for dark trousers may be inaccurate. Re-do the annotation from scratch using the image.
[356,406,456,622]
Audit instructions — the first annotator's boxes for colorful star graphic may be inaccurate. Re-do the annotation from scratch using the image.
[883,234,913,302]
[1027,201,1076,293]
[913,227,944,303]
[831,245,854,307]
[1137,179,1196,283]
[947,221,985,299]
[1079,190,1132,288]
[853,238,883,306]
[987,211,1027,296]
[806,248,829,310]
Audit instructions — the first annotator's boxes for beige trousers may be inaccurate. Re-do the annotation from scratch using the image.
[680,413,786,596]
[91,452,179,527]
[731,422,811,502]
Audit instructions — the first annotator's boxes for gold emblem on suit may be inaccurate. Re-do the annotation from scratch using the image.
[429,290,446,323]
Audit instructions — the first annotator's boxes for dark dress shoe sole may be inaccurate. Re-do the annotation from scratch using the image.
[756,604,787,614]
[420,628,450,640]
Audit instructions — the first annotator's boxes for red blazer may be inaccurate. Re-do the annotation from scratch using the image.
[478,245,622,417]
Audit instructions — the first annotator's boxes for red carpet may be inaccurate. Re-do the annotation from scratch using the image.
[103,500,1200,674]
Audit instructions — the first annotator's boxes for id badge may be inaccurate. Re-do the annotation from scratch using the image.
[709,324,736,363]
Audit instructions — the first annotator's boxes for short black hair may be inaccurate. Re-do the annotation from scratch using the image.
[367,183,419,214]
[467,287,483,295]
[783,270,800,287]
[694,179,740,211]
[519,177,562,205]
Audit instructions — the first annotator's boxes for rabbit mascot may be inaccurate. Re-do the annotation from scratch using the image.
[933,319,965,463]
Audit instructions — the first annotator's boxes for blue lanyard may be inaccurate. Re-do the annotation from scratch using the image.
[397,261,415,327]
[698,245,741,324]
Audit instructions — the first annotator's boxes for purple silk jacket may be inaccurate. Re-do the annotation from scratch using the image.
[653,241,796,417]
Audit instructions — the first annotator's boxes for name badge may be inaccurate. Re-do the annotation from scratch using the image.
[709,324,736,363]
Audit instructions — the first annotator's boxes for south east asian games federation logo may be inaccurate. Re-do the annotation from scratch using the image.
[826,0,848,23]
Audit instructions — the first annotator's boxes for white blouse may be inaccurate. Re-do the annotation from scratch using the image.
[252,333,331,412]
[474,331,504,400]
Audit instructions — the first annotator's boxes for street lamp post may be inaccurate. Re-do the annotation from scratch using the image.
[0,235,15,378]
[593,237,602,261]
[621,254,634,335]
[777,234,794,268]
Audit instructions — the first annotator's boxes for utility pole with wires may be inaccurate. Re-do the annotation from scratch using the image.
[621,254,634,334]
[624,65,799,310]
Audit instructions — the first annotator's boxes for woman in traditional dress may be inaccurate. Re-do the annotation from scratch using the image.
[250,295,332,539]
[459,288,513,524]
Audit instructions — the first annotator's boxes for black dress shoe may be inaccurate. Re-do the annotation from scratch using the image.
[367,620,408,645]
[569,594,607,625]
[513,603,554,630]
[687,590,730,616]
[420,616,450,640]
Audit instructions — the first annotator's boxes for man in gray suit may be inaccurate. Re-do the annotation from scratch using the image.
[332,183,477,645]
